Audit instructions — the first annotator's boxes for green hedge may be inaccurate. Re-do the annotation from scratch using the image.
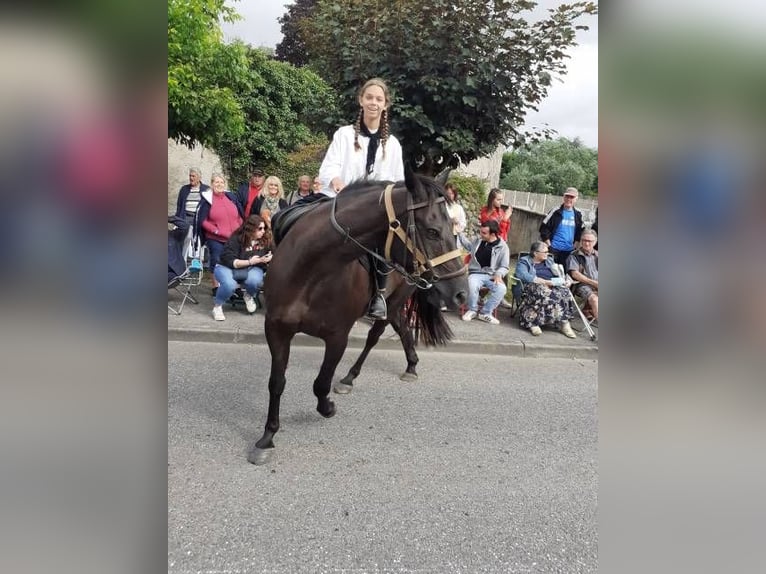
[446,174,489,235]
[263,139,328,195]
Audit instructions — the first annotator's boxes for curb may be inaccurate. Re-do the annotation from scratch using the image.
[168,327,599,360]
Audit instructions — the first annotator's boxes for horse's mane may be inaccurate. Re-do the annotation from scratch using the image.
[341,174,446,201]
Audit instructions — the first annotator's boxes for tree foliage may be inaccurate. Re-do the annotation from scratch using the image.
[213,45,338,186]
[500,137,598,195]
[274,0,318,67]
[168,0,250,148]
[300,0,597,175]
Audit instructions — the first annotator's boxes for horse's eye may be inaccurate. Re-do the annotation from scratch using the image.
[427,228,440,240]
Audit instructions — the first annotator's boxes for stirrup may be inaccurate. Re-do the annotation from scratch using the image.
[367,292,387,320]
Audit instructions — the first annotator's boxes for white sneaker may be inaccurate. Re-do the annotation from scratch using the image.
[462,310,477,321]
[242,293,257,314]
[477,314,500,325]
[212,305,225,321]
[530,325,543,336]
[499,299,513,309]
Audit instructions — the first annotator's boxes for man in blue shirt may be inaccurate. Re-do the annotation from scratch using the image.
[539,187,584,265]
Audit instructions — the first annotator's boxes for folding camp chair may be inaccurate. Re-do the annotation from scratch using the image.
[168,258,203,315]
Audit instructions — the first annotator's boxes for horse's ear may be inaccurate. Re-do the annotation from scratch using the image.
[434,167,451,188]
[404,161,420,195]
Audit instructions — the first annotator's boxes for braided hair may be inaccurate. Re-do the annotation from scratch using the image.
[353,78,391,160]
[353,108,364,152]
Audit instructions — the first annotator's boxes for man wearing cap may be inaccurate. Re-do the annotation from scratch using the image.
[236,168,266,218]
[539,186,585,265]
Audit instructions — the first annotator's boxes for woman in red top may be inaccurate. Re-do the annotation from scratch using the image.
[197,173,244,290]
[479,188,512,242]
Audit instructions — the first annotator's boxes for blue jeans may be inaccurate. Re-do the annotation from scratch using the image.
[467,273,507,315]
[213,265,265,306]
[206,239,225,272]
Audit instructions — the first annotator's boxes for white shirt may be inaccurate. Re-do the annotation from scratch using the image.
[317,124,405,197]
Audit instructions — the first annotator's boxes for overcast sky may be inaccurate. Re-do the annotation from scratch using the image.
[222,1,598,149]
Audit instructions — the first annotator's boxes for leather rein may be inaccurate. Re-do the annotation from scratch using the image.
[329,183,467,290]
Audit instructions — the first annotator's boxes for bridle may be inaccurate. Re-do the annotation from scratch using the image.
[330,183,467,290]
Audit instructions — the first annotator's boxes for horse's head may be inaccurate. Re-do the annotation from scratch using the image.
[397,165,468,309]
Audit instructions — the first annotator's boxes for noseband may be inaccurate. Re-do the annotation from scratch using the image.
[330,183,467,289]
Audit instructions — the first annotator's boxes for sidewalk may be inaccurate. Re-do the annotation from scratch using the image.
[168,277,598,360]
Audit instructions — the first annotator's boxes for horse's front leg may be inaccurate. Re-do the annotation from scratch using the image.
[335,319,387,394]
[248,325,293,465]
[388,307,419,382]
[314,333,350,417]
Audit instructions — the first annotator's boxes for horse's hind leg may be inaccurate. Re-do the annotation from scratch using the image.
[388,309,419,382]
[248,325,293,465]
[334,319,387,394]
[313,334,349,417]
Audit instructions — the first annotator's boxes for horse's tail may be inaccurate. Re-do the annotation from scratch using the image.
[405,289,453,346]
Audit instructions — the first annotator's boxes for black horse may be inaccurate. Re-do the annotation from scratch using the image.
[248,168,468,465]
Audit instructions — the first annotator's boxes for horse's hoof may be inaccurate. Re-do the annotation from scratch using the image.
[317,400,336,418]
[333,382,353,394]
[247,446,274,465]
[399,372,418,382]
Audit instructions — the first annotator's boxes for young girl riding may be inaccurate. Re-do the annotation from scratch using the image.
[316,78,405,320]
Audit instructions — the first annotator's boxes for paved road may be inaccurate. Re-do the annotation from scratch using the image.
[169,342,598,574]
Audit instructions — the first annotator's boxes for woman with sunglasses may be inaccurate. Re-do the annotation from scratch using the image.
[212,215,273,321]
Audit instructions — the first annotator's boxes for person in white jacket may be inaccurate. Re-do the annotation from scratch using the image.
[317,78,404,198]
[317,77,405,320]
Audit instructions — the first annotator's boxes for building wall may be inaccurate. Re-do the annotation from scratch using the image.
[455,144,506,189]
[167,139,223,212]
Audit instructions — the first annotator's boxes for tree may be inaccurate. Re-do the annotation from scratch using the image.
[213,45,338,185]
[274,0,318,67]
[499,137,598,195]
[301,0,597,175]
[168,0,250,148]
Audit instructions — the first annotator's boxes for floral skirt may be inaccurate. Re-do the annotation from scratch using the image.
[518,283,575,329]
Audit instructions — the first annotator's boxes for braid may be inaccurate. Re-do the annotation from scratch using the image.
[353,109,363,152]
[380,109,389,160]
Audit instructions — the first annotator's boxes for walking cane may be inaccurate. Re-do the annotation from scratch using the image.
[568,286,597,342]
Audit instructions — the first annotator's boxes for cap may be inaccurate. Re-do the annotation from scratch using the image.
[563,187,579,198]
[252,168,265,176]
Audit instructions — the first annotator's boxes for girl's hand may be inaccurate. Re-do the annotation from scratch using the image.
[331,177,345,193]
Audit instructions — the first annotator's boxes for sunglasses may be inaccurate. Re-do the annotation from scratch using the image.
[256,226,266,231]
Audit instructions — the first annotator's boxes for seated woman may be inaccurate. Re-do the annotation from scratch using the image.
[212,215,273,321]
[515,241,576,338]
[253,175,288,228]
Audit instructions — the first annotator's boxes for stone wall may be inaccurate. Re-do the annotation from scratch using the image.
[167,139,223,212]
[507,207,545,257]
[506,205,599,257]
